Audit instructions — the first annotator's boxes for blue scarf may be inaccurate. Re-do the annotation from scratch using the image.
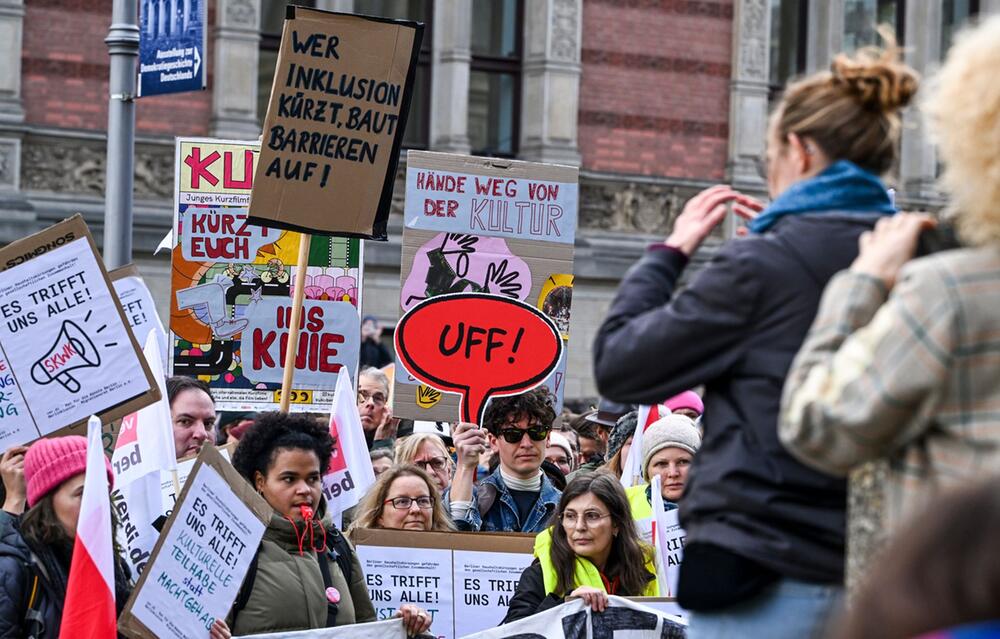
[749,160,896,234]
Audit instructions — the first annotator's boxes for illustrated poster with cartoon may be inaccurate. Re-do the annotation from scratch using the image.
[394,151,577,421]
[170,138,363,412]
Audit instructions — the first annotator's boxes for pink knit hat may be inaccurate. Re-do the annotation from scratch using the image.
[23,436,114,507]
[664,390,704,416]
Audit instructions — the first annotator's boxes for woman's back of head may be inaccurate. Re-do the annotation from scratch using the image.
[924,15,1000,247]
[775,28,919,176]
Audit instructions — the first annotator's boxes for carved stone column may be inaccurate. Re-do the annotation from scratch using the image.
[805,0,844,73]
[211,0,262,138]
[899,0,942,201]
[726,0,770,194]
[0,0,24,123]
[519,0,581,166]
[430,0,471,153]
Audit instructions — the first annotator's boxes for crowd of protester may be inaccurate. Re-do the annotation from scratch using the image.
[2,15,1000,639]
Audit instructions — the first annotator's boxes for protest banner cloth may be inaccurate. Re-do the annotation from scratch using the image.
[393,151,577,423]
[111,265,169,374]
[112,330,179,576]
[350,528,534,639]
[248,8,423,239]
[118,445,271,639]
[137,0,206,96]
[170,137,362,412]
[0,215,158,450]
[621,405,664,489]
[457,596,686,639]
[235,618,406,639]
[323,369,375,525]
[650,476,686,599]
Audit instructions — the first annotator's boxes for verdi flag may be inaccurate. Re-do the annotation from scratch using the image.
[323,368,376,525]
[60,416,116,639]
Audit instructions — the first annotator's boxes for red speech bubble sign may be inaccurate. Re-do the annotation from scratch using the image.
[394,293,563,425]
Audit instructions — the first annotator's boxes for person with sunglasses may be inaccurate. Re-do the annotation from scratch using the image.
[357,367,396,450]
[348,465,456,534]
[502,473,661,623]
[448,387,561,533]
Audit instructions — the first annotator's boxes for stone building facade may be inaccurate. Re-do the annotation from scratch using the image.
[0,0,994,404]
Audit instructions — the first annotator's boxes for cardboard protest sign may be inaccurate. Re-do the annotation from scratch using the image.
[171,137,362,412]
[163,443,236,513]
[458,597,686,639]
[119,445,270,639]
[111,265,169,374]
[351,528,534,639]
[394,151,577,422]
[0,215,158,449]
[395,293,563,424]
[235,618,406,639]
[248,8,423,238]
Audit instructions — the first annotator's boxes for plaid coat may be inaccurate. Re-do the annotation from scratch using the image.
[780,246,1000,533]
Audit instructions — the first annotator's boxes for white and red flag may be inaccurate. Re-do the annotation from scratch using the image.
[323,368,377,527]
[620,404,664,488]
[60,415,116,639]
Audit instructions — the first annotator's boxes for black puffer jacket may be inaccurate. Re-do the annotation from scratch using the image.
[594,213,883,584]
[0,511,131,638]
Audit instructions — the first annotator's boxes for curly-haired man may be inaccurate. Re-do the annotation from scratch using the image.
[447,387,560,533]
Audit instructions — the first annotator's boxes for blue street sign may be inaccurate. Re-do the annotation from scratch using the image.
[137,0,206,97]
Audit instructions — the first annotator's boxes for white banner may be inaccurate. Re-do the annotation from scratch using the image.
[236,618,406,639]
[459,597,686,639]
[650,476,686,598]
[112,273,169,375]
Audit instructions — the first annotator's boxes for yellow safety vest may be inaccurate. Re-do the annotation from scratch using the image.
[533,526,659,597]
[626,484,652,521]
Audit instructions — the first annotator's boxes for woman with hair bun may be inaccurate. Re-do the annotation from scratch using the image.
[594,35,918,638]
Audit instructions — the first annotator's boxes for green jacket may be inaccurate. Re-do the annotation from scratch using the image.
[230,506,375,635]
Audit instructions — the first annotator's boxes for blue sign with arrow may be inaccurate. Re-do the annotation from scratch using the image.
[138,0,207,97]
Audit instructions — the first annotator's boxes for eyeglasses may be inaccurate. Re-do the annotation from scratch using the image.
[413,457,449,472]
[383,496,434,510]
[561,510,611,527]
[496,424,551,444]
[358,390,387,406]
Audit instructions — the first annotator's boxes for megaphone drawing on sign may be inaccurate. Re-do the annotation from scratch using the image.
[31,319,101,393]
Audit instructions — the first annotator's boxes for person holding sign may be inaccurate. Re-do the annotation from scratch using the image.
[449,388,561,534]
[348,465,455,534]
[229,413,433,636]
[502,472,657,623]
[0,436,133,637]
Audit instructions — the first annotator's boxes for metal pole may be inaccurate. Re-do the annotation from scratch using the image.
[103,0,139,269]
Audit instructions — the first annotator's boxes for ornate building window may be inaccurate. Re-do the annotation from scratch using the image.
[941,0,979,55]
[258,0,316,127]
[768,0,808,100]
[469,0,522,157]
[843,0,905,50]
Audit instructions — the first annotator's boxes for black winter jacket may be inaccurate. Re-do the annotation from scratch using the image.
[502,561,563,624]
[0,511,131,638]
[594,213,883,584]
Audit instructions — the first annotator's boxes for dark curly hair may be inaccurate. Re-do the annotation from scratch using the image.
[482,386,556,434]
[232,412,334,482]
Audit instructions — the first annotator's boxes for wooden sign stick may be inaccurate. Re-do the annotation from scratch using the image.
[279,233,312,412]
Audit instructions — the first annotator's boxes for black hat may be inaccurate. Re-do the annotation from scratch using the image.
[584,398,633,429]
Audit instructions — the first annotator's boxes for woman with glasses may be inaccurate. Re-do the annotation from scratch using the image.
[349,465,456,534]
[229,413,433,636]
[395,432,454,493]
[502,473,658,623]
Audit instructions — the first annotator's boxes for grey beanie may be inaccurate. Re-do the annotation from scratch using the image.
[641,414,701,481]
[605,410,637,462]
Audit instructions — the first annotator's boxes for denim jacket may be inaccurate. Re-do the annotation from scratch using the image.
[453,471,561,533]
